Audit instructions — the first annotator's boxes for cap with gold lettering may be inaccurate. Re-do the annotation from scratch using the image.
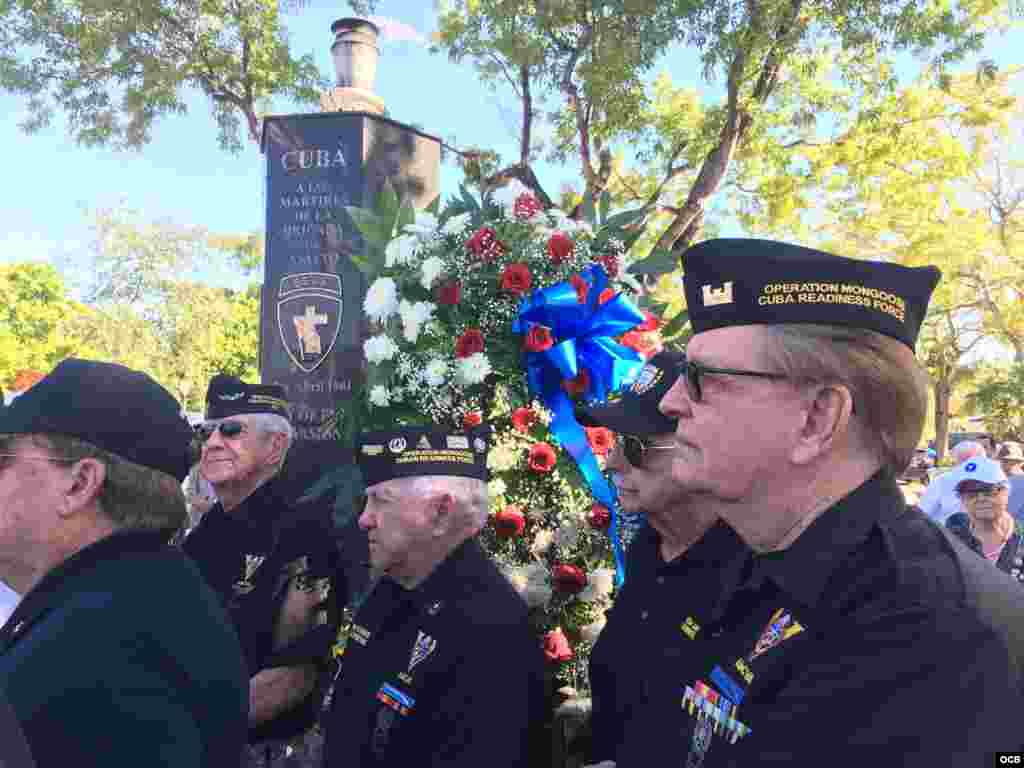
[357,427,490,488]
[682,239,940,350]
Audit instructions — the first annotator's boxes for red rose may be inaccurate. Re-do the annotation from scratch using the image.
[562,369,590,397]
[528,442,557,473]
[500,262,533,295]
[524,325,554,353]
[600,253,620,278]
[543,627,574,663]
[588,503,611,530]
[455,328,485,358]
[585,426,615,457]
[598,288,615,304]
[435,278,462,306]
[621,330,661,359]
[547,232,575,264]
[494,506,526,538]
[463,411,483,428]
[513,193,542,220]
[466,226,505,261]
[552,563,588,594]
[511,407,538,433]
[570,274,588,304]
[637,311,660,332]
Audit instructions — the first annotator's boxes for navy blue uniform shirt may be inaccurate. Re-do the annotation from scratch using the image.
[0,530,248,767]
[323,538,547,768]
[182,477,342,743]
[617,471,1024,767]
[588,519,748,763]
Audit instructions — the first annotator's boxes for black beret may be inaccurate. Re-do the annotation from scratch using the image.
[683,239,940,350]
[579,349,684,436]
[0,358,194,481]
[205,374,290,420]
[357,427,490,488]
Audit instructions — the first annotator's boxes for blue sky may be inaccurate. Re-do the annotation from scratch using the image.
[0,2,1020,293]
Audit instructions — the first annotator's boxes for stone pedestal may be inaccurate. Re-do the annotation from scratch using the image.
[259,111,440,598]
[320,87,385,115]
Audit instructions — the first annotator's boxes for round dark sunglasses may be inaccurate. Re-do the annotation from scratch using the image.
[676,359,788,402]
[621,435,676,467]
[195,420,249,442]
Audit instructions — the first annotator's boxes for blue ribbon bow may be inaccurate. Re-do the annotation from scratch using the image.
[513,264,645,584]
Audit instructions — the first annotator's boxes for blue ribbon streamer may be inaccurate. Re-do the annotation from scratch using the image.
[513,265,645,585]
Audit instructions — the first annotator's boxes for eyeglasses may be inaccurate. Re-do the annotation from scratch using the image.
[621,435,676,468]
[959,485,1008,498]
[195,420,249,442]
[677,359,788,403]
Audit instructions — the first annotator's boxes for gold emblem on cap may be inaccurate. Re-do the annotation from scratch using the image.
[447,435,470,450]
[417,435,432,450]
[702,281,733,307]
[362,444,384,456]
[389,437,407,453]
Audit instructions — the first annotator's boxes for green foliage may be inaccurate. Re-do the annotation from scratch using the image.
[0,0,327,152]
[966,363,1024,441]
[0,263,81,387]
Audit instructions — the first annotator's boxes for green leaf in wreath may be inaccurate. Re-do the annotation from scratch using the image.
[626,249,678,276]
[378,178,401,227]
[598,191,611,226]
[396,199,416,232]
[344,207,389,246]
[659,309,690,339]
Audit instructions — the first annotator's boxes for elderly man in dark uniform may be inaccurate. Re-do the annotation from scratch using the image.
[322,426,547,768]
[182,374,341,766]
[0,359,247,767]
[630,239,1024,767]
[579,350,747,766]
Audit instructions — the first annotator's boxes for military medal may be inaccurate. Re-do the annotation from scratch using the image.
[233,554,266,595]
[407,630,437,674]
[681,616,701,640]
[748,607,803,661]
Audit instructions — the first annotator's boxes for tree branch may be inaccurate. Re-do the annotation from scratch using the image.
[520,62,532,167]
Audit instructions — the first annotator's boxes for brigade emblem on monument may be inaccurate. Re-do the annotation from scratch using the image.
[277,272,343,373]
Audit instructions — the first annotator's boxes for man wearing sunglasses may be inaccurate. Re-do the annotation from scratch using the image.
[578,350,747,767]
[182,374,341,767]
[0,359,247,767]
[643,239,1024,767]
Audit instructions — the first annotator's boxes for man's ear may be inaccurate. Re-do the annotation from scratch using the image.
[790,384,855,466]
[58,458,107,519]
[430,492,456,538]
[266,432,289,468]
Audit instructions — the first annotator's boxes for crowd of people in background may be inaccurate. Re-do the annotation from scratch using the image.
[1,237,1024,768]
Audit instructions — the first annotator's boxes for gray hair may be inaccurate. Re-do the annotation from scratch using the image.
[952,440,986,464]
[403,475,489,532]
[764,324,930,475]
[245,413,294,473]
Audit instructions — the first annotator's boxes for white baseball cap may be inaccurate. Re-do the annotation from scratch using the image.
[953,456,1007,490]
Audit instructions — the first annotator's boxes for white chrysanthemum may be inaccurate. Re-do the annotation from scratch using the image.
[424,358,448,387]
[492,179,531,213]
[488,442,520,472]
[364,278,399,323]
[363,334,399,365]
[530,528,554,557]
[385,234,419,268]
[419,256,445,290]
[403,211,439,241]
[368,385,391,407]
[398,300,436,343]
[441,212,472,236]
[579,567,615,604]
[533,403,553,426]
[580,616,607,644]
[456,353,492,386]
[488,478,508,499]
[553,517,580,550]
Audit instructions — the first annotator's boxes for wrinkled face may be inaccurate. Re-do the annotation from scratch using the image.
[0,436,68,585]
[199,416,280,495]
[659,325,805,502]
[960,484,1010,523]
[606,432,682,515]
[359,479,436,576]
[1000,460,1023,476]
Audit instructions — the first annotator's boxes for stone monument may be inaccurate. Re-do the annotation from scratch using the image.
[259,18,440,588]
